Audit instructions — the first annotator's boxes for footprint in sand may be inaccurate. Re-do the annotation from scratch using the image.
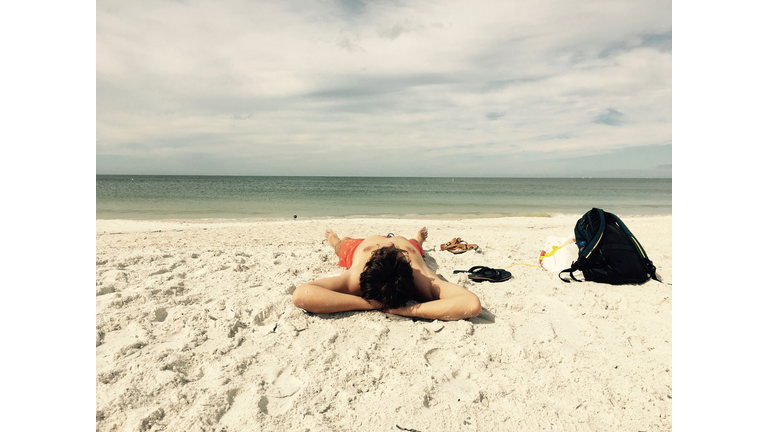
[266,367,304,398]
[425,348,463,375]
[96,285,116,296]
[244,368,304,416]
[153,307,168,322]
[424,348,482,407]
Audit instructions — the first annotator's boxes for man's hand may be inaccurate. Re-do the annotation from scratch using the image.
[381,305,412,317]
[382,291,481,321]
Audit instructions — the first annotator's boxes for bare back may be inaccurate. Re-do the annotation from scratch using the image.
[345,235,437,301]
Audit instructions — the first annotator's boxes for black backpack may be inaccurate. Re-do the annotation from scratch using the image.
[559,208,661,284]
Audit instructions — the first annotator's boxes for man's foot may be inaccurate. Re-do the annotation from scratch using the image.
[325,229,341,248]
[414,227,428,246]
[325,229,347,255]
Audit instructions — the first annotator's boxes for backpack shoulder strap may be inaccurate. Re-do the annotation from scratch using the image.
[560,208,605,282]
[558,268,583,283]
[577,208,606,265]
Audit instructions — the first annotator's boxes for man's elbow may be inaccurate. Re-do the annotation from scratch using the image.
[457,293,481,319]
[292,284,309,309]
[467,295,482,318]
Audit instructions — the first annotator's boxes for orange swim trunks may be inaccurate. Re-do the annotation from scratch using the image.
[337,237,424,269]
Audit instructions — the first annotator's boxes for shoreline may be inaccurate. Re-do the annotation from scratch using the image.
[96,215,672,431]
[96,213,671,231]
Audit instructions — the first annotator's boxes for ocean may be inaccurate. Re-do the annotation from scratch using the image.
[96,175,672,220]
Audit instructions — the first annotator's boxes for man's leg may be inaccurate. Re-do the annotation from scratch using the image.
[409,227,428,247]
[325,229,350,256]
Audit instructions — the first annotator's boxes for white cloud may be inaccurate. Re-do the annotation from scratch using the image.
[97,0,672,176]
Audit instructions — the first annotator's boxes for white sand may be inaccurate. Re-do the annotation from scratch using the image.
[96,215,672,431]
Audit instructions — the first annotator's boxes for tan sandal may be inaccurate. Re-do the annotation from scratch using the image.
[446,240,478,254]
[441,238,462,251]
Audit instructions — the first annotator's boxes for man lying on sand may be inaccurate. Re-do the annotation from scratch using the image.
[292,228,481,321]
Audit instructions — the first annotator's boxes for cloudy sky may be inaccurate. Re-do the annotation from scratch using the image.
[97,0,672,177]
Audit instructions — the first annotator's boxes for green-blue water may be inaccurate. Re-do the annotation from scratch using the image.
[96,176,671,220]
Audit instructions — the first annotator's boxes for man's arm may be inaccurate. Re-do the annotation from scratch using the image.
[292,274,378,314]
[384,271,481,321]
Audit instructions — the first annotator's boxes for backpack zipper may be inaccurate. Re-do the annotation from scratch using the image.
[584,232,603,260]
[631,236,646,259]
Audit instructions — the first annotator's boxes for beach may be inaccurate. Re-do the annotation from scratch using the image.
[96,215,672,431]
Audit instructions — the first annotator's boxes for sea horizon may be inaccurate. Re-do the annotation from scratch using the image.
[96,174,672,179]
[97,175,672,220]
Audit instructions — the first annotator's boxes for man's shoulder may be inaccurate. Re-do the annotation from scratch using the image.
[344,267,363,295]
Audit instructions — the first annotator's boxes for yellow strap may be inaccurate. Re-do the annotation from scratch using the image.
[504,263,540,268]
[503,241,576,269]
[540,244,564,259]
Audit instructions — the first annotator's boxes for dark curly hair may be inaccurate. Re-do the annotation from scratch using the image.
[359,245,415,309]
